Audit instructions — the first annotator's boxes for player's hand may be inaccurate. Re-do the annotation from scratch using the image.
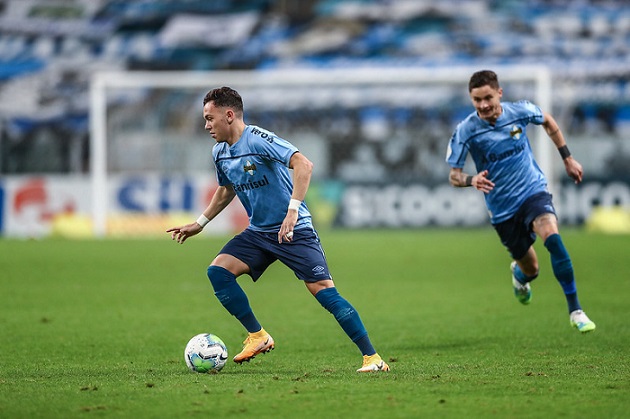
[564,157,583,184]
[278,210,298,243]
[166,222,203,244]
[472,170,494,193]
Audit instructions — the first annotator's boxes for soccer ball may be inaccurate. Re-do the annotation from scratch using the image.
[184,333,228,373]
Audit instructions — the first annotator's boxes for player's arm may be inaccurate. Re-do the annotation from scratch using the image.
[166,185,236,244]
[200,184,237,223]
[542,112,583,184]
[288,152,312,202]
[278,152,313,243]
[449,167,494,193]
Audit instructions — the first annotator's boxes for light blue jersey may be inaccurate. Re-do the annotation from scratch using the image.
[446,100,548,224]
[212,125,313,232]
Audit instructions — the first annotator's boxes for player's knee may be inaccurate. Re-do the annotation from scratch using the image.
[207,265,236,291]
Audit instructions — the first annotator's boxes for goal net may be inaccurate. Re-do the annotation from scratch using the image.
[89,66,551,237]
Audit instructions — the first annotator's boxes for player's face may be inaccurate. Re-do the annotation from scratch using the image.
[470,85,503,123]
[203,101,232,143]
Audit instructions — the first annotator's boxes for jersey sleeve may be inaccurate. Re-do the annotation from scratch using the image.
[212,144,230,186]
[517,100,545,125]
[445,123,468,169]
[250,130,298,166]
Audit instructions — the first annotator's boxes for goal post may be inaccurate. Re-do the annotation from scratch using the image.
[89,65,552,237]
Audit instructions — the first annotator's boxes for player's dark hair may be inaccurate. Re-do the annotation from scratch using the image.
[203,87,243,113]
[469,70,500,92]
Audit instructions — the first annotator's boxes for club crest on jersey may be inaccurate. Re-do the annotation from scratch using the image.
[243,160,257,176]
[510,125,523,140]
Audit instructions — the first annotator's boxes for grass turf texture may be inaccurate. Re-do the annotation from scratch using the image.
[1,229,628,418]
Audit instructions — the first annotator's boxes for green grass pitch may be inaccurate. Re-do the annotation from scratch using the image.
[1,229,629,418]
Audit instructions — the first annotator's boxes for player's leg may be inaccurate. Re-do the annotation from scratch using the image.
[273,228,388,372]
[208,231,277,362]
[532,213,596,332]
[494,219,538,304]
[305,279,389,372]
[207,254,261,333]
[512,248,539,305]
[533,213,580,310]
[306,280,371,350]
[514,247,539,278]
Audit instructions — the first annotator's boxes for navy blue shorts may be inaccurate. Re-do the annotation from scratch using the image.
[218,227,332,282]
[493,192,557,260]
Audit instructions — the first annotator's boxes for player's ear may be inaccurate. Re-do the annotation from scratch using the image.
[225,109,234,123]
[497,87,503,98]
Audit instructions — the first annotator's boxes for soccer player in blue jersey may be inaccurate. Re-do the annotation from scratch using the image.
[446,70,596,333]
[167,86,389,372]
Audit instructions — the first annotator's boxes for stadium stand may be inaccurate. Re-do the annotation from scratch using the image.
[0,0,628,174]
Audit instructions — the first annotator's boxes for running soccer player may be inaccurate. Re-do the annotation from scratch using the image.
[167,86,389,372]
[446,70,596,333]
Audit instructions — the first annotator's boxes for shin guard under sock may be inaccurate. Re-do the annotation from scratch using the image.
[315,287,376,356]
[207,265,261,333]
[544,234,581,313]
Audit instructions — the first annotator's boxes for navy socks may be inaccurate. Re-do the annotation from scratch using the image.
[315,287,376,356]
[544,234,581,313]
[207,267,378,354]
[207,266,261,333]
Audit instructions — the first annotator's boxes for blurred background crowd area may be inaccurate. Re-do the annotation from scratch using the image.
[0,0,628,180]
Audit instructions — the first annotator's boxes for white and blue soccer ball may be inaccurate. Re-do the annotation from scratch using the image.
[184,333,228,373]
